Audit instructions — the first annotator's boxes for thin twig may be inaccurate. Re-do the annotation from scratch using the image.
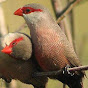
[68,65,88,72]
[34,65,88,77]
[51,0,65,32]
[51,0,63,18]
[57,0,81,24]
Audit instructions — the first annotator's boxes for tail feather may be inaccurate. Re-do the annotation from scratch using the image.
[68,79,83,88]
[55,70,84,88]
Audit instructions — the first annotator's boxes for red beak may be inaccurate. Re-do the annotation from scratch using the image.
[14,8,23,16]
[1,46,12,54]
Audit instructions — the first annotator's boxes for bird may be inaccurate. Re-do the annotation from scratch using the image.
[14,4,85,88]
[1,32,48,88]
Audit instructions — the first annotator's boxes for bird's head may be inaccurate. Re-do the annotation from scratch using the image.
[14,3,54,28]
[14,4,43,16]
[1,33,32,60]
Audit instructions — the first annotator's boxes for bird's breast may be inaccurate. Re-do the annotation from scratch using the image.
[32,29,70,71]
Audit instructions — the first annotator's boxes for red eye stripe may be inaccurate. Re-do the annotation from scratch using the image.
[9,37,23,47]
[22,7,42,14]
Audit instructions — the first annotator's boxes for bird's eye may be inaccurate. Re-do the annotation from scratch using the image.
[25,9,31,13]
[23,9,31,14]
[12,42,16,46]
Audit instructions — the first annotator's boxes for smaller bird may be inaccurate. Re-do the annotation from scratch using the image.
[1,32,48,88]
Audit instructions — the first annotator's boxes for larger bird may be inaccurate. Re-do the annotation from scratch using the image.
[1,32,48,88]
[14,4,85,88]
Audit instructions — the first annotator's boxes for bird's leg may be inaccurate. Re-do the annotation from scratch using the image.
[63,64,74,76]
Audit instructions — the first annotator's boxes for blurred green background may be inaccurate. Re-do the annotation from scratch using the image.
[0,0,88,88]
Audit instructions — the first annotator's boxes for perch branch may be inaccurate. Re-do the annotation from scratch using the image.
[57,0,82,24]
[34,65,88,77]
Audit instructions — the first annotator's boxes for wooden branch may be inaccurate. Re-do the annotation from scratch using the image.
[51,0,63,18]
[34,65,88,77]
[57,0,81,24]
[51,0,65,32]
[68,65,88,72]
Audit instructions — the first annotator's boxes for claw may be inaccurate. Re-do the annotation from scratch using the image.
[63,64,74,76]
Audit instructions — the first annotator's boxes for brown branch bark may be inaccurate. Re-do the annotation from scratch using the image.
[51,0,65,32]
[57,0,81,24]
[34,65,88,77]
[68,65,88,72]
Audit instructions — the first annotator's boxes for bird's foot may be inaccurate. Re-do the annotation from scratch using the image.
[63,64,74,76]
